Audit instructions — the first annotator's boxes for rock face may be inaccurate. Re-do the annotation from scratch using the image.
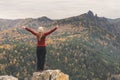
[0,75,18,80]
[32,69,69,80]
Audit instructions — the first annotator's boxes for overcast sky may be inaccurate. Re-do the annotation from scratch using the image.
[0,0,119,19]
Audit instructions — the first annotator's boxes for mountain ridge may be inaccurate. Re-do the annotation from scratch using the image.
[0,11,120,32]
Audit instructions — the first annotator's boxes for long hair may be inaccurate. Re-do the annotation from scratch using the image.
[37,27,44,41]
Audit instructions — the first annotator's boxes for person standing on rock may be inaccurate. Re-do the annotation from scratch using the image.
[22,26,58,71]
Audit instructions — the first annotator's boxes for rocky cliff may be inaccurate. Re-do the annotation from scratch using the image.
[0,70,69,80]
[32,69,69,80]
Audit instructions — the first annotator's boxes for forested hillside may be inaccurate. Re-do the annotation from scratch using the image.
[0,11,120,80]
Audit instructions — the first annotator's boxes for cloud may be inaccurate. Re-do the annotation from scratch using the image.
[0,0,119,19]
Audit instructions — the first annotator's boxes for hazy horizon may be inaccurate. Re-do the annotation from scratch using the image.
[0,0,120,19]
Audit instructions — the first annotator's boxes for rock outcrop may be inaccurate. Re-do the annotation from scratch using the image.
[0,75,18,80]
[32,69,69,80]
[111,74,120,80]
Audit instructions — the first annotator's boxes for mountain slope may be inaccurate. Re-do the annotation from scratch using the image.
[0,16,53,31]
[0,11,120,80]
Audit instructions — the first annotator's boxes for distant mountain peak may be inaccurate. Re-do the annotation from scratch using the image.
[38,16,52,21]
[87,10,94,15]
[86,10,94,18]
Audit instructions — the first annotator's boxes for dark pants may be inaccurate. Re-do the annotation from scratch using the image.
[36,46,46,71]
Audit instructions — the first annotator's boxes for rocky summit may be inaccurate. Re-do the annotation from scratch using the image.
[32,69,69,80]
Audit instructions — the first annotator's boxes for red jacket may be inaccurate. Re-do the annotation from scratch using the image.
[25,27,57,46]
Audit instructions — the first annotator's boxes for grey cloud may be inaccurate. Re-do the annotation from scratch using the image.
[0,0,119,19]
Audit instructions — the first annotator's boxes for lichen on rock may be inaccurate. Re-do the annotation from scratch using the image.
[0,75,18,80]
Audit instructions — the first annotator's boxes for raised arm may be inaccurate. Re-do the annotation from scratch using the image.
[22,26,37,35]
[45,27,58,36]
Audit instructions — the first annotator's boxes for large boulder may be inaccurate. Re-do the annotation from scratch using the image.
[32,69,69,80]
[0,75,18,80]
[111,74,120,80]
